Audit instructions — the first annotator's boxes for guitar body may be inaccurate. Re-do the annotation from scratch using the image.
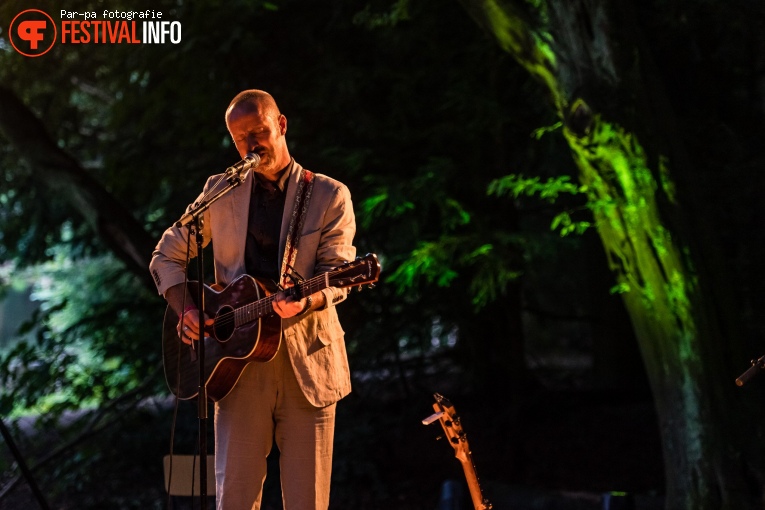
[161,254,381,403]
[162,274,282,402]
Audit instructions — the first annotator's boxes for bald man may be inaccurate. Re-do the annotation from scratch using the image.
[150,89,356,509]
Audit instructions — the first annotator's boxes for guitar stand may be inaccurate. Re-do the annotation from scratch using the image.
[0,417,51,510]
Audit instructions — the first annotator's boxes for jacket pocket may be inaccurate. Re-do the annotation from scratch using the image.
[317,316,345,346]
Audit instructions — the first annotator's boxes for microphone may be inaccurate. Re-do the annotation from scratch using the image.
[174,152,261,228]
[224,152,260,177]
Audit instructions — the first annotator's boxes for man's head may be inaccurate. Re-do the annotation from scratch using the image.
[225,90,291,181]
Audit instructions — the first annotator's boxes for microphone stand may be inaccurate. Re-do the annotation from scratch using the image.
[175,170,247,509]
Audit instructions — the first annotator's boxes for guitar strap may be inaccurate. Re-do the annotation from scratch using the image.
[280,167,315,286]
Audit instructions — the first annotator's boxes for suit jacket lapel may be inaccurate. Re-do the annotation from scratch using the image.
[229,170,253,273]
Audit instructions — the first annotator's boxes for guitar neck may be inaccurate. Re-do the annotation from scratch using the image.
[458,455,492,510]
[427,394,493,510]
[237,273,331,326]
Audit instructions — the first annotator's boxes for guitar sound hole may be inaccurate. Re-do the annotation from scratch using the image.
[213,305,235,342]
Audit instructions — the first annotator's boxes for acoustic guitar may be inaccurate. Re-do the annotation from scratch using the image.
[162,253,380,401]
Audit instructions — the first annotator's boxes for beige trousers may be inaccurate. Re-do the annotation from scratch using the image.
[214,345,336,510]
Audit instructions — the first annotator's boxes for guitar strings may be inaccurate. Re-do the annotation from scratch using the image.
[208,275,324,329]
[204,266,353,332]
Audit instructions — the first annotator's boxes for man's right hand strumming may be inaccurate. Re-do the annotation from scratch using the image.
[167,283,213,344]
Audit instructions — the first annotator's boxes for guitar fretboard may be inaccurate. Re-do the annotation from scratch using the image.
[235,272,330,326]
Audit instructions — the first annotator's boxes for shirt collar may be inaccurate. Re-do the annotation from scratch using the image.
[254,158,293,192]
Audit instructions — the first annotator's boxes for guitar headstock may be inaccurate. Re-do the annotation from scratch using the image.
[424,392,471,463]
[327,253,381,290]
[422,393,493,510]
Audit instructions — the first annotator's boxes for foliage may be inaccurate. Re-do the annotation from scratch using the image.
[488,174,582,202]
[488,174,591,236]
[0,247,163,419]
[353,0,411,28]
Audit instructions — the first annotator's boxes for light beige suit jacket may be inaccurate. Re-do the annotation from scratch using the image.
[150,160,356,407]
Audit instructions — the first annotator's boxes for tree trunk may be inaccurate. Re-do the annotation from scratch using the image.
[0,85,156,290]
[458,0,765,507]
